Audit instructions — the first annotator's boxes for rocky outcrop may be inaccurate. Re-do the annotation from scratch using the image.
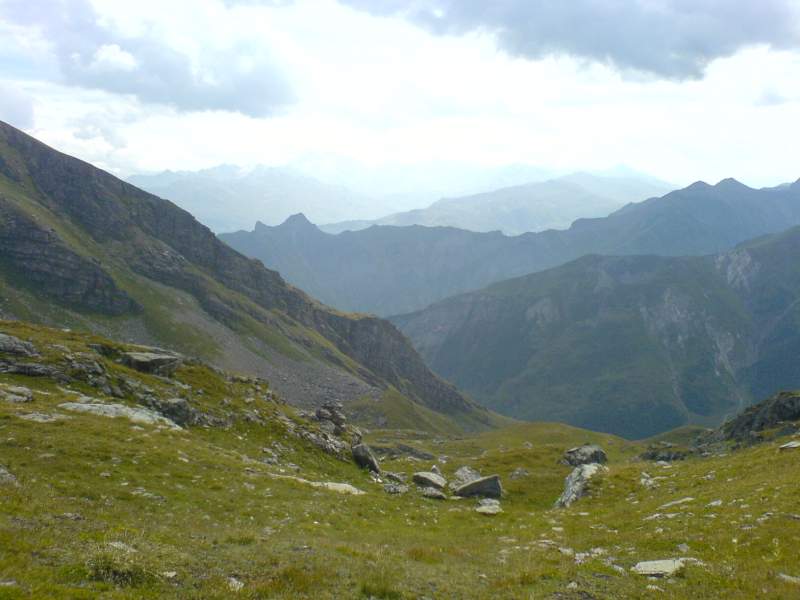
[453,475,503,499]
[563,444,607,466]
[58,401,182,429]
[556,463,607,508]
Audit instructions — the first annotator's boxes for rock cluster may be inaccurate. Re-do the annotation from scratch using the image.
[0,334,37,357]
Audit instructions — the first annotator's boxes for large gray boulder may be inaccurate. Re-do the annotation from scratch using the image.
[563,444,607,466]
[352,443,381,474]
[0,334,37,356]
[556,463,607,508]
[413,471,447,490]
[453,474,503,499]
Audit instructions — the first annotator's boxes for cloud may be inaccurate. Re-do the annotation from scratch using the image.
[341,0,800,80]
[0,84,34,128]
[0,0,293,116]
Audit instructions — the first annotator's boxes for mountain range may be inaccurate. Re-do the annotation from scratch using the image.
[321,172,674,235]
[128,165,379,233]
[393,226,800,438]
[0,120,492,432]
[221,178,800,316]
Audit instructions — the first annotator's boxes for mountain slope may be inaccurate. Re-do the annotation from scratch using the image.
[129,165,379,233]
[0,120,491,431]
[392,226,800,438]
[321,172,673,235]
[221,179,800,316]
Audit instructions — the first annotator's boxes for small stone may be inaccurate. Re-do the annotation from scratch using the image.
[779,441,800,451]
[510,467,529,480]
[227,576,244,592]
[0,465,18,486]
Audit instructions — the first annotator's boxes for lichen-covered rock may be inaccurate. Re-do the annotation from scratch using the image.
[475,498,502,515]
[452,465,481,487]
[453,475,503,499]
[383,483,408,495]
[0,385,33,403]
[563,444,607,466]
[556,463,607,508]
[352,443,381,473]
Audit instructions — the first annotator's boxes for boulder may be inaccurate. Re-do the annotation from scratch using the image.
[555,463,607,508]
[122,351,182,376]
[452,465,481,487]
[384,471,407,483]
[413,471,447,490]
[631,559,685,577]
[419,486,447,500]
[563,444,607,466]
[352,443,381,473]
[475,498,502,515]
[453,475,503,499]
[0,334,37,356]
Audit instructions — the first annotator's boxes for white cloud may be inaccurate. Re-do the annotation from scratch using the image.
[89,44,138,72]
[1,0,799,191]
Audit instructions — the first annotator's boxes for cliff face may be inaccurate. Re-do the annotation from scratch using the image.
[394,229,800,438]
[0,121,481,425]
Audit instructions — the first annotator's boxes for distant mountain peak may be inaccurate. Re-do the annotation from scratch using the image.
[685,180,712,191]
[715,177,749,190]
[280,213,319,232]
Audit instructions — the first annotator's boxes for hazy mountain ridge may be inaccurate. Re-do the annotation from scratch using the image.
[222,178,800,316]
[321,172,674,235]
[0,121,490,429]
[392,225,800,438]
[129,165,379,233]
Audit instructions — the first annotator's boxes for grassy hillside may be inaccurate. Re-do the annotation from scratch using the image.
[2,322,800,598]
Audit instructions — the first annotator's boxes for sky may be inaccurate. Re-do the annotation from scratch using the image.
[1,0,800,188]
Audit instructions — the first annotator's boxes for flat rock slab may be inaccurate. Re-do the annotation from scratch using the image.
[267,472,365,495]
[779,441,800,450]
[58,402,181,430]
[413,471,447,490]
[453,474,503,499]
[632,559,685,577]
